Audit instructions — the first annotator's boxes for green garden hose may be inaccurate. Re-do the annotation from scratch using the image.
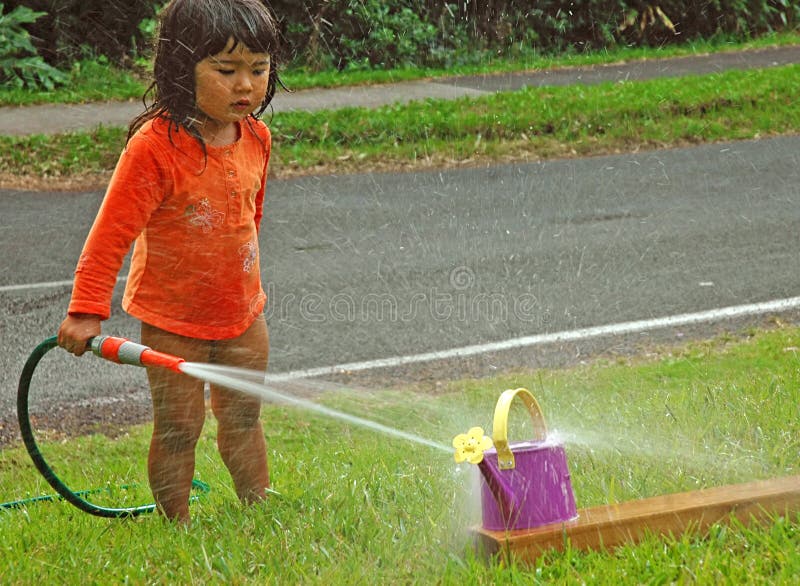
[6,335,208,517]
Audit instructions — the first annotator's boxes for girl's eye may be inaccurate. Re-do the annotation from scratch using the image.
[217,69,235,75]
[253,69,267,76]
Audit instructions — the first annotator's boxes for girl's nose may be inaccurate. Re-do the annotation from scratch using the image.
[235,72,254,91]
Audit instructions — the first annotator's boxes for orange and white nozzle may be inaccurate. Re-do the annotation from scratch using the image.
[89,336,185,373]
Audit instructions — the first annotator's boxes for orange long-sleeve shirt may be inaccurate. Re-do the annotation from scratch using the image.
[68,116,271,340]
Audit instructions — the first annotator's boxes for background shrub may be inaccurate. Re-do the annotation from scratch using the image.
[4,0,159,67]
[0,3,67,89]
[7,0,800,73]
[268,0,438,70]
[273,0,799,70]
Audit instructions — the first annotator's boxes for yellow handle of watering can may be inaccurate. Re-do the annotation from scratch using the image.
[492,388,548,471]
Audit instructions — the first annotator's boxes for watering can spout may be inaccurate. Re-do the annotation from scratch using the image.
[477,461,520,521]
[452,427,521,520]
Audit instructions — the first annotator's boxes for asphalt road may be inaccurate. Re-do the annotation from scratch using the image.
[2,135,800,441]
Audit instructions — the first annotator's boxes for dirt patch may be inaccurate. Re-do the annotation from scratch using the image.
[0,171,114,193]
[1,399,152,449]
[0,135,721,193]
[0,145,608,192]
[0,154,489,192]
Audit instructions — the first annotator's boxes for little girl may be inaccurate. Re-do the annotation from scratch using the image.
[57,0,282,524]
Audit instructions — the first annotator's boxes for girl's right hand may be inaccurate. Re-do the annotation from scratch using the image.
[57,314,102,356]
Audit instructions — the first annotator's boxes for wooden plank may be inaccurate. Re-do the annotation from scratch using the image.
[473,475,800,563]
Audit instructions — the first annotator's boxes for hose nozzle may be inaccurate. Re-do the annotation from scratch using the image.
[90,336,185,373]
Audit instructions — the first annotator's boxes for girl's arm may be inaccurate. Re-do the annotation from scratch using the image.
[254,125,271,232]
[61,135,167,355]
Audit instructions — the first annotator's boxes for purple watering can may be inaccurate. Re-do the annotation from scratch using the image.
[453,388,577,531]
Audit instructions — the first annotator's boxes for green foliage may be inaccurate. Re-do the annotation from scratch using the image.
[338,0,438,69]
[0,126,127,177]
[3,0,160,67]
[0,56,146,106]
[0,3,66,90]
[2,30,798,105]
[269,63,800,171]
[271,0,439,70]
[4,1,798,73]
[272,0,799,70]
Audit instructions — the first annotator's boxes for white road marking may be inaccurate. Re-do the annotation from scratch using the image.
[0,279,74,292]
[4,278,797,381]
[0,277,127,293]
[265,296,800,382]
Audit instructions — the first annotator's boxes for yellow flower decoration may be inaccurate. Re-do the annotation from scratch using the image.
[452,426,493,464]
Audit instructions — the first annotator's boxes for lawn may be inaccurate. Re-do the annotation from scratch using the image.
[1,325,798,583]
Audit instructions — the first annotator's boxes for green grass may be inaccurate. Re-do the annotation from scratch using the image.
[1,326,798,583]
[279,30,800,90]
[0,59,146,107]
[0,125,126,177]
[2,31,798,106]
[272,64,800,171]
[3,63,799,183]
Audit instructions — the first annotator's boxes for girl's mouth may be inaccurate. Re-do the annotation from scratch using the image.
[233,99,252,111]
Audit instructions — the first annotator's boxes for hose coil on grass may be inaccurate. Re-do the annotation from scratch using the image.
[7,336,208,517]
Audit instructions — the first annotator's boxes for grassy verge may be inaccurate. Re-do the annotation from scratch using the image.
[272,64,800,175]
[2,31,798,106]
[1,326,798,583]
[279,30,800,90]
[0,59,147,107]
[2,63,799,190]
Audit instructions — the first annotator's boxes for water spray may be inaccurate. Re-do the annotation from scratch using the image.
[7,334,446,517]
[90,336,449,452]
[88,337,447,452]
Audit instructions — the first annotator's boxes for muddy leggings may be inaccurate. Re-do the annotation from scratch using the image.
[140,315,269,523]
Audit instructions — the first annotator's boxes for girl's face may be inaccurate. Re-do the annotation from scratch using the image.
[193,37,271,143]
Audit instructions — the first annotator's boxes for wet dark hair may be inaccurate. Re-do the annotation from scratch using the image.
[129,0,283,145]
